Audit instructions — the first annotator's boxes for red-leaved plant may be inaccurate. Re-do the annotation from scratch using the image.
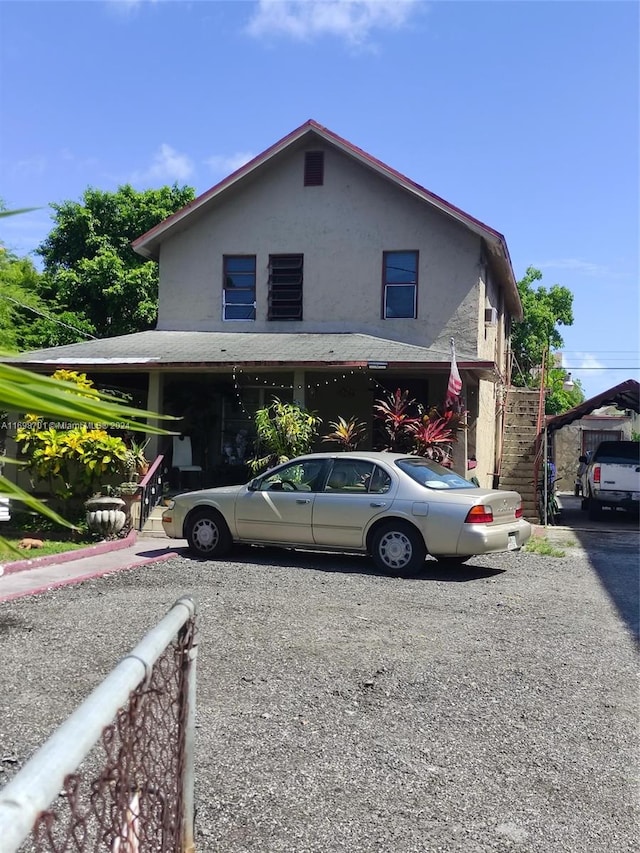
[406,409,457,465]
[374,390,462,461]
[373,388,420,451]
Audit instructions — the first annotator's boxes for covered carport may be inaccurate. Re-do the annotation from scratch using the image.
[546,378,640,436]
[543,378,639,530]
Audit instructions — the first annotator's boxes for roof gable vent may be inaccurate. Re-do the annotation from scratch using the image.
[304,151,324,186]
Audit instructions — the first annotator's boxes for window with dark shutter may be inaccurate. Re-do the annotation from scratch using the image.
[268,254,303,320]
[304,151,324,186]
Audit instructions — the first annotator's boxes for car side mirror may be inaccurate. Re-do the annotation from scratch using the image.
[248,479,260,491]
[579,455,587,464]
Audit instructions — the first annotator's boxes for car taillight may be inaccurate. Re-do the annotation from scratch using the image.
[515,504,523,519]
[593,465,601,484]
[465,505,493,523]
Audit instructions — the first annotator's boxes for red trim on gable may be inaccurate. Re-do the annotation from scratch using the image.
[132,119,508,257]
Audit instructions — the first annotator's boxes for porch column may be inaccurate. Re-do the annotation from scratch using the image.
[293,370,305,408]
[146,371,164,459]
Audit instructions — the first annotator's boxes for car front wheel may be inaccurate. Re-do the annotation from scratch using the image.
[370,521,426,577]
[186,510,232,558]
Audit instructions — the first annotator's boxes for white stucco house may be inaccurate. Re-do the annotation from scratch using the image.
[9,120,523,488]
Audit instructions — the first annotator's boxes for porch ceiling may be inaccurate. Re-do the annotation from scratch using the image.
[6,330,497,379]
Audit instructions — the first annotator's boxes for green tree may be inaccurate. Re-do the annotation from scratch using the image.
[544,366,585,415]
[0,248,43,350]
[511,266,585,413]
[0,207,174,549]
[36,183,195,338]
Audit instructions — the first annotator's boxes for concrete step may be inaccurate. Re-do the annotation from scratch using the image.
[138,504,170,539]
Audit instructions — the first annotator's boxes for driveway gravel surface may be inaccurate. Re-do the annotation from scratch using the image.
[0,538,638,852]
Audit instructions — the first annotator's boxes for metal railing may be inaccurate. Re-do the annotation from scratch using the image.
[138,454,165,531]
[0,596,198,853]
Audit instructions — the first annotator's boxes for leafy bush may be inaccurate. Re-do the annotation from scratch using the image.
[249,397,322,474]
[15,370,130,499]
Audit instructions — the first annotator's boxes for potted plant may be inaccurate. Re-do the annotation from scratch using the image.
[118,480,142,527]
[125,437,151,479]
[85,485,127,539]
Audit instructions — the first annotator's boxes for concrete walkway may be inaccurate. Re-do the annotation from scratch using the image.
[0,535,187,603]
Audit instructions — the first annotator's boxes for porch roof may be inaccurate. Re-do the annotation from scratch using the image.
[8,331,497,378]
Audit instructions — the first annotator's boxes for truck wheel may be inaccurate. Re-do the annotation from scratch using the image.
[588,498,603,521]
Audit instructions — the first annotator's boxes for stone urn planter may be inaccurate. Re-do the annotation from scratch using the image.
[85,495,127,539]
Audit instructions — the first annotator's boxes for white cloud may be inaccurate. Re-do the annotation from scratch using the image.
[537,258,613,277]
[105,0,160,16]
[132,144,194,185]
[204,151,256,176]
[246,0,420,46]
[10,156,47,178]
[567,352,606,373]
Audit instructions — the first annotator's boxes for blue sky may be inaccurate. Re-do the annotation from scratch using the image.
[1,0,638,400]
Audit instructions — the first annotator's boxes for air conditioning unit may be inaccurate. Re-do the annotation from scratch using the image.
[484,307,498,325]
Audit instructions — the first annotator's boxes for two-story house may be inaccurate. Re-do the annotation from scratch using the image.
[10,120,523,487]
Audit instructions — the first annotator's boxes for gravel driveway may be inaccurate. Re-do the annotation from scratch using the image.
[0,540,638,852]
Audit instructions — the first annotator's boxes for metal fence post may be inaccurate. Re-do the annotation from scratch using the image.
[180,618,199,853]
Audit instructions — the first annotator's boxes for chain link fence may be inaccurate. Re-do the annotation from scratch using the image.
[0,596,198,853]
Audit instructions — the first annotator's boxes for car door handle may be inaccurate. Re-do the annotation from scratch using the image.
[370,501,387,507]
[296,498,311,504]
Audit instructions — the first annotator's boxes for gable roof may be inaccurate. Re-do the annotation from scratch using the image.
[546,379,640,433]
[132,119,522,320]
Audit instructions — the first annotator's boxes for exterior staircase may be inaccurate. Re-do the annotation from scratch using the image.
[499,388,540,522]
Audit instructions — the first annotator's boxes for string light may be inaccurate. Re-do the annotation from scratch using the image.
[231,364,407,418]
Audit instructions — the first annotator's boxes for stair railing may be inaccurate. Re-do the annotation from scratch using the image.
[533,348,548,503]
[138,454,165,531]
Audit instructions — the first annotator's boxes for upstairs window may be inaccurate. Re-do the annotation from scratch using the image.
[268,254,303,320]
[304,151,324,186]
[383,251,418,319]
[223,255,256,321]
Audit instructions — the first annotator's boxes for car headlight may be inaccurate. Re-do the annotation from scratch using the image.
[165,499,176,511]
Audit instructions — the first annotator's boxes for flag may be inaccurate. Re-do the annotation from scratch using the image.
[445,337,463,411]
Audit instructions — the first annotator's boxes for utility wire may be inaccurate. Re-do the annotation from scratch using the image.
[0,292,97,339]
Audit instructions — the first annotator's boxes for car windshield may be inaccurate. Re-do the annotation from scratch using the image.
[395,457,478,490]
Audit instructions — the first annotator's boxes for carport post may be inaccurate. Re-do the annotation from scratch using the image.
[543,422,549,525]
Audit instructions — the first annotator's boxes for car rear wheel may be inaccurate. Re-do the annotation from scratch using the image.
[370,521,426,577]
[186,510,232,558]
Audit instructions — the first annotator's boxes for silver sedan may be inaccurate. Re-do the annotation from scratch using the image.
[162,451,531,577]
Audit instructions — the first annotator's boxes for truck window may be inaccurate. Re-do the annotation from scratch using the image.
[593,442,640,465]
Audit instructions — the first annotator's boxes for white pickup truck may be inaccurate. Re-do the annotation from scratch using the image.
[580,440,640,520]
